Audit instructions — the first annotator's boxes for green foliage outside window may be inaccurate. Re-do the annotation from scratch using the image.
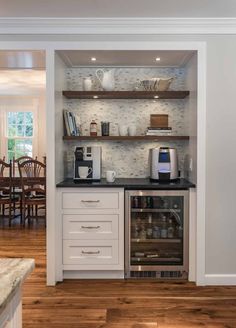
[7,112,34,160]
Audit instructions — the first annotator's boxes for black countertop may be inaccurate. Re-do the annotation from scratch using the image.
[56,178,195,190]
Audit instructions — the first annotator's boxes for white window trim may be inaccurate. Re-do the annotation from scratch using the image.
[0,98,39,160]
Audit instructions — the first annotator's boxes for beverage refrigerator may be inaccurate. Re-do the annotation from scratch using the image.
[125,190,189,279]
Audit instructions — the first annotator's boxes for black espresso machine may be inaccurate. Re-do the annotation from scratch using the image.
[74,146,102,181]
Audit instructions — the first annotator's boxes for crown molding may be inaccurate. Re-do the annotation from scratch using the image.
[0,17,236,35]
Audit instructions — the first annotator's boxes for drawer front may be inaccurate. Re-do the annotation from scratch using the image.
[63,214,119,240]
[62,192,119,210]
[63,240,119,265]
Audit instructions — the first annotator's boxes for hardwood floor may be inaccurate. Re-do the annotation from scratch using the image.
[1,225,236,327]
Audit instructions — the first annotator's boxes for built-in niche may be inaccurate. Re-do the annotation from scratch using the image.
[62,66,191,178]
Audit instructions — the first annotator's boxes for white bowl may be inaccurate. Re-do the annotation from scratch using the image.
[139,77,174,91]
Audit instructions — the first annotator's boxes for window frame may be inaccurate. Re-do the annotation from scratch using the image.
[0,100,38,161]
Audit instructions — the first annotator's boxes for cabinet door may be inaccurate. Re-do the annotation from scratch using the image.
[63,214,119,240]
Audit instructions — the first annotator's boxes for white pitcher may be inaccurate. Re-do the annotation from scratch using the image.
[95,69,115,91]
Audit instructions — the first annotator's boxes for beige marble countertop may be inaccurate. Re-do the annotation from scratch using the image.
[0,258,34,314]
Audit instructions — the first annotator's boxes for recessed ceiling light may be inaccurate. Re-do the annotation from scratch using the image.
[91,57,96,62]
[155,57,161,61]
[93,95,98,99]
[154,95,159,99]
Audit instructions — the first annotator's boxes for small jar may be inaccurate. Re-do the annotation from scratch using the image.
[90,120,97,136]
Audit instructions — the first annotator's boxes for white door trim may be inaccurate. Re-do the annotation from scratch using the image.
[0,41,207,286]
[0,17,236,35]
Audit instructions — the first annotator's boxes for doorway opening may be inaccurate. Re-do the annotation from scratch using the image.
[0,50,46,229]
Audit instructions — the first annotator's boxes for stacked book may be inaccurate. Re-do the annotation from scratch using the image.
[146,127,172,136]
[63,110,80,136]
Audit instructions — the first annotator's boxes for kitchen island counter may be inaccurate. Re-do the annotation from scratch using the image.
[0,258,34,326]
[56,178,195,190]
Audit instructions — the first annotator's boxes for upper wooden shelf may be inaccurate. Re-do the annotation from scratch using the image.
[63,135,189,141]
[62,90,190,99]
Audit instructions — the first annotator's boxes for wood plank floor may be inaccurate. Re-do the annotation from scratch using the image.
[1,225,236,327]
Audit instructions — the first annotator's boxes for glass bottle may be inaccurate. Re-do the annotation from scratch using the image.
[152,224,161,239]
[134,217,142,238]
[133,224,139,238]
[160,215,168,238]
[163,200,169,209]
[146,214,153,239]
[146,196,153,209]
[141,197,147,209]
[167,219,175,238]
[90,120,97,136]
[133,196,139,208]
[139,223,147,240]
[177,225,183,238]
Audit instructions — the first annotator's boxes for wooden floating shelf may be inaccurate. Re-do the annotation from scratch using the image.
[63,135,189,141]
[62,90,190,99]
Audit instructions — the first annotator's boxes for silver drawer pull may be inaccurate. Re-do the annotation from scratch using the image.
[81,226,101,229]
[81,200,100,203]
[81,250,100,255]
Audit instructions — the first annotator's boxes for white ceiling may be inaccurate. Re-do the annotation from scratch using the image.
[0,50,194,94]
[58,50,195,68]
[0,51,45,69]
[0,70,46,95]
[0,0,235,17]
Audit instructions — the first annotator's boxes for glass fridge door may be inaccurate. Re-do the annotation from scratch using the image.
[126,191,189,273]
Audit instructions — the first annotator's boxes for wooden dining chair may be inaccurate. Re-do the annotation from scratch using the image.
[12,156,38,177]
[18,159,46,226]
[0,159,20,226]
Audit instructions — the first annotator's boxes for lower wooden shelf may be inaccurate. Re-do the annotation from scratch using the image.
[63,135,189,141]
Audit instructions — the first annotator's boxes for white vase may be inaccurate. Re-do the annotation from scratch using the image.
[83,77,92,91]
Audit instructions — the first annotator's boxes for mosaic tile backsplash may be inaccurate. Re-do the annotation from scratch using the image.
[63,67,189,178]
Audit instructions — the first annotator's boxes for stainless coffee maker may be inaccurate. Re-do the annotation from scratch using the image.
[150,147,179,181]
[74,146,102,181]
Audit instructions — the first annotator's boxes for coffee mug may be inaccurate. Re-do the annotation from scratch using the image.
[79,166,93,179]
[119,125,128,136]
[106,170,116,183]
[128,125,136,136]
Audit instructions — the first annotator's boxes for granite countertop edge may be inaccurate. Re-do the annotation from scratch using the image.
[0,258,35,315]
[56,178,196,189]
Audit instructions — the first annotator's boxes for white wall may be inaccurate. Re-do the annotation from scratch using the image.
[204,37,236,275]
[184,52,197,183]
[1,0,236,17]
[37,92,46,160]
[54,52,67,182]
[1,33,235,283]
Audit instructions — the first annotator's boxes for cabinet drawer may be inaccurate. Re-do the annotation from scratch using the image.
[63,214,119,240]
[62,192,119,210]
[63,240,119,265]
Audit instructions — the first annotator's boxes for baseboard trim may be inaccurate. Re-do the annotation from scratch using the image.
[63,270,124,279]
[205,274,236,285]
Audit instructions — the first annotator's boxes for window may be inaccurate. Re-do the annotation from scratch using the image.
[7,111,34,160]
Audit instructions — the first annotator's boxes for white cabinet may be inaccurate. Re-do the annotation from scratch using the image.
[62,191,119,209]
[63,239,119,266]
[57,188,124,279]
[63,214,119,240]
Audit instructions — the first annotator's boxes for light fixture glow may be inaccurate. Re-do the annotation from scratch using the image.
[91,57,97,61]
[93,95,98,99]
[155,57,161,61]
[154,95,159,99]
